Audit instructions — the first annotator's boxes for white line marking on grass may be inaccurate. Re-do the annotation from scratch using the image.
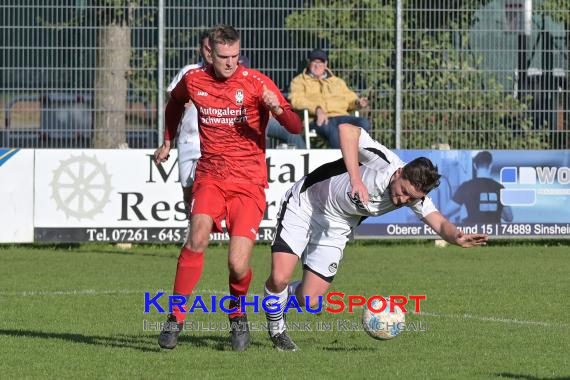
[0,288,229,297]
[2,288,566,329]
[0,289,167,297]
[0,288,232,298]
[418,311,562,328]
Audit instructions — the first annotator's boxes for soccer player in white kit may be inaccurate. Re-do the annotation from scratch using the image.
[264,123,488,351]
[154,30,212,233]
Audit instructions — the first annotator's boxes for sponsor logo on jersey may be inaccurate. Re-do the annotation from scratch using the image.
[197,91,208,97]
[235,89,244,105]
[199,106,248,125]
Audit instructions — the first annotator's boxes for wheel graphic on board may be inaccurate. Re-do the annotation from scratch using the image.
[50,154,112,219]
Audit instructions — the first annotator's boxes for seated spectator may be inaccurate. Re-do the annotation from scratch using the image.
[239,55,305,149]
[266,116,306,149]
[289,49,370,148]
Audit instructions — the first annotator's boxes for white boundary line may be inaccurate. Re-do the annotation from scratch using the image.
[0,289,159,297]
[418,311,559,327]
[0,288,567,329]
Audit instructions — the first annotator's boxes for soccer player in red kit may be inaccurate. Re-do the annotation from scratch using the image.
[154,25,302,352]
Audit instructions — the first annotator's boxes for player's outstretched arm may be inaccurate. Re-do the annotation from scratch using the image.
[423,211,488,248]
[339,123,368,203]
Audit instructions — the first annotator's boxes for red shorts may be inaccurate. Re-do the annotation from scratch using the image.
[191,180,266,240]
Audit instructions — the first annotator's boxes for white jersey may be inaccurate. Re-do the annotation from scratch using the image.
[272,129,439,278]
[167,63,201,158]
[296,129,438,229]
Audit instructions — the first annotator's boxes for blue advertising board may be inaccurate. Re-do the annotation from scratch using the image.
[356,150,570,238]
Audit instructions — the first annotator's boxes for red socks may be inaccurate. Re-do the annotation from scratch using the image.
[228,268,253,319]
[170,247,253,321]
[172,247,204,322]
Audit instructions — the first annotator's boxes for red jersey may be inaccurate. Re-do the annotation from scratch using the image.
[165,64,301,186]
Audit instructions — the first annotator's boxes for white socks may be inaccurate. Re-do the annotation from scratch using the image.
[264,285,288,337]
[264,280,304,337]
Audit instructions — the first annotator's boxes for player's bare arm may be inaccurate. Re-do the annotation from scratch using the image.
[423,211,488,247]
[339,123,369,203]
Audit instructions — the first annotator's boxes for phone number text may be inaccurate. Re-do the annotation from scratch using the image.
[86,228,185,242]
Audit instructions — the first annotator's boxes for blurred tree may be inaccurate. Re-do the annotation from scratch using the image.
[40,0,153,148]
[90,2,133,148]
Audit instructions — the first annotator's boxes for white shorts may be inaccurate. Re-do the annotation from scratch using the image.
[272,179,350,281]
[177,143,200,188]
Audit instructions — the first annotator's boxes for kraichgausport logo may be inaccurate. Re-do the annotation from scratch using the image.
[144,292,426,314]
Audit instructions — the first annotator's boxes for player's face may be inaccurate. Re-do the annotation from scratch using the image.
[200,37,213,65]
[389,168,426,206]
[211,41,240,79]
[308,59,327,79]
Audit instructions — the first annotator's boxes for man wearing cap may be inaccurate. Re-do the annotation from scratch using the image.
[289,48,370,148]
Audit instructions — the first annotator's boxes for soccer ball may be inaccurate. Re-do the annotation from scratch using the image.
[362,297,405,340]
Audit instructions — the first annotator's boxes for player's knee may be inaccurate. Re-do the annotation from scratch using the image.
[265,273,290,293]
[185,215,213,251]
[185,232,209,252]
[227,258,249,279]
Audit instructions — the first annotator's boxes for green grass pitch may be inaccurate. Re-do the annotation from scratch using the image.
[0,241,568,379]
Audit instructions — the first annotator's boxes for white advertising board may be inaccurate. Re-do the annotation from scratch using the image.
[33,149,341,243]
[0,149,34,243]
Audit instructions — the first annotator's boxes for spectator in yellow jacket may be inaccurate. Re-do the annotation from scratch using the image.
[289,48,370,148]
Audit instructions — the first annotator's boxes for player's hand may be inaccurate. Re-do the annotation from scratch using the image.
[315,107,328,127]
[455,231,488,248]
[262,85,282,115]
[350,179,369,204]
[153,144,171,165]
